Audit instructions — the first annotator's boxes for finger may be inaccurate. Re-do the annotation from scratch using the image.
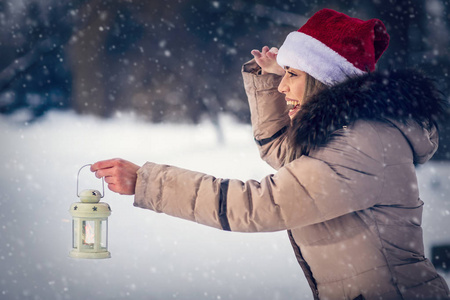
[103,175,116,184]
[251,49,262,58]
[269,47,278,54]
[107,183,119,193]
[95,168,115,179]
[261,46,270,54]
[266,51,277,60]
[91,159,118,172]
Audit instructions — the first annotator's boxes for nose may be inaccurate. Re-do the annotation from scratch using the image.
[278,74,288,94]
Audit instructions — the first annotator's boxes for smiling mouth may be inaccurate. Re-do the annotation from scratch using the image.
[286,99,301,117]
[286,100,300,110]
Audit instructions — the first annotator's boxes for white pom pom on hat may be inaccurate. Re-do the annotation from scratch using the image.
[277,9,390,86]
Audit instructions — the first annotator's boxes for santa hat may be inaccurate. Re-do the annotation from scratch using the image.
[277,9,390,86]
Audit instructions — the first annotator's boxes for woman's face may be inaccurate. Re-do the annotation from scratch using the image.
[278,67,307,119]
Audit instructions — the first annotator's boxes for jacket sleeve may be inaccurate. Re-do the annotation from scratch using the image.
[133,140,384,233]
[242,59,291,170]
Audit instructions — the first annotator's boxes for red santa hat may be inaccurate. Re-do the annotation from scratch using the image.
[277,9,390,86]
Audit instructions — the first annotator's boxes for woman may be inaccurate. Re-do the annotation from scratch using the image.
[91,9,449,300]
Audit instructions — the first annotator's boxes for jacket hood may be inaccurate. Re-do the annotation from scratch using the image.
[289,69,447,163]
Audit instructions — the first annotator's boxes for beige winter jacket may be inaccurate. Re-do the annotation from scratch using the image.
[134,60,450,299]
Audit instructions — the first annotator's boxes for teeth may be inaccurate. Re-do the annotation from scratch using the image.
[286,100,299,110]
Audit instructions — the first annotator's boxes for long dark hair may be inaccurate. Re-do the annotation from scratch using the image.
[284,74,327,164]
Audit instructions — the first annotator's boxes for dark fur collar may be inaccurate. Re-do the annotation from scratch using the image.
[289,69,447,155]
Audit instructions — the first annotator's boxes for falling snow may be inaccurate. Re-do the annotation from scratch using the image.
[0,110,449,299]
[1,0,450,298]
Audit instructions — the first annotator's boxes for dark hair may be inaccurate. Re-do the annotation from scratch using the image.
[284,74,327,164]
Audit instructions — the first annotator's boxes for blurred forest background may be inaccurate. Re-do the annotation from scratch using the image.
[0,0,449,158]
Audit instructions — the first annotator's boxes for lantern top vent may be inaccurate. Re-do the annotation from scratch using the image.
[79,189,102,203]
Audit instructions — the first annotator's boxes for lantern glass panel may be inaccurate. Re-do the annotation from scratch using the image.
[82,220,95,249]
[101,219,108,249]
[72,219,79,249]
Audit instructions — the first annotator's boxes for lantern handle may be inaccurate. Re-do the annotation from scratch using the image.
[77,164,105,198]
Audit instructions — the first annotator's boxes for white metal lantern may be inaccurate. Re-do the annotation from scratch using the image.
[69,164,111,259]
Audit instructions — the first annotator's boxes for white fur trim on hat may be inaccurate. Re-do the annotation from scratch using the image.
[277,31,366,86]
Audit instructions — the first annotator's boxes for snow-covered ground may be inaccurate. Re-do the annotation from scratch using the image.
[1,110,449,300]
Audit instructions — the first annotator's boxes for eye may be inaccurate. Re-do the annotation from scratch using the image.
[287,71,297,77]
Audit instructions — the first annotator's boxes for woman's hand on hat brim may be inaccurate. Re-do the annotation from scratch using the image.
[251,46,285,76]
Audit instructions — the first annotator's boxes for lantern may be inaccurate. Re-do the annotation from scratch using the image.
[69,164,111,259]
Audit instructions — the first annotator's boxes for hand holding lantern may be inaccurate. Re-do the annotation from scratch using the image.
[91,158,140,195]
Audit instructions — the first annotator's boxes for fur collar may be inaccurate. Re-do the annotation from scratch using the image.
[289,69,447,155]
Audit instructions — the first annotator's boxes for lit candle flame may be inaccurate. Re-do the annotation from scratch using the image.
[83,222,95,245]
